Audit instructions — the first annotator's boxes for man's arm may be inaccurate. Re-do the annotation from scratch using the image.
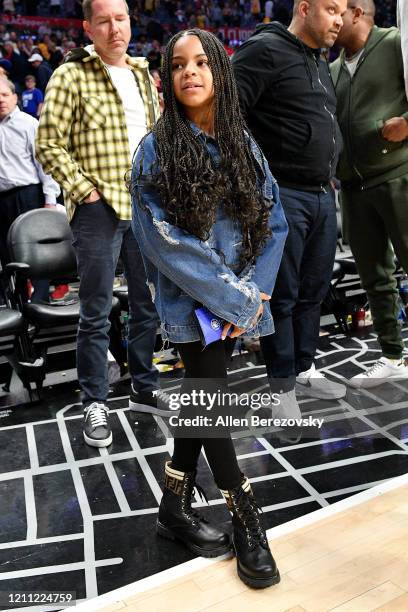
[382,29,408,142]
[28,120,60,206]
[397,0,408,99]
[232,37,274,116]
[35,65,95,204]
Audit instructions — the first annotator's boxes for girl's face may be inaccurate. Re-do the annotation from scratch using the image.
[171,35,214,120]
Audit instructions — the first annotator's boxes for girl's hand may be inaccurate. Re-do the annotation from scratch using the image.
[260,292,271,301]
[221,322,245,340]
[221,302,264,340]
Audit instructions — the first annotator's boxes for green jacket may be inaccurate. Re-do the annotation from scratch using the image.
[331,26,408,189]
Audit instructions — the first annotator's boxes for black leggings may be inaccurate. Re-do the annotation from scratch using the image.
[171,339,242,490]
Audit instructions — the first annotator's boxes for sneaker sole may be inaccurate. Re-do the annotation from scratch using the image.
[157,520,232,558]
[129,399,179,417]
[295,382,346,400]
[83,431,113,448]
[348,372,408,389]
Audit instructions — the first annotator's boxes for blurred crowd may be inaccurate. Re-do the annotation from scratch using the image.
[0,0,398,110]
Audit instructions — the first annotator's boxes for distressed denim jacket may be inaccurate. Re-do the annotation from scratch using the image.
[131,123,288,343]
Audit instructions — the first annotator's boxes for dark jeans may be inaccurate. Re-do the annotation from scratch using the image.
[171,339,242,490]
[0,183,49,304]
[260,186,337,387]
[71,200,159,405]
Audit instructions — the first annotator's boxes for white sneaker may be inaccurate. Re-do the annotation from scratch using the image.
[274,389,301,420]
[296,363,346,400]
[349,357,408,389]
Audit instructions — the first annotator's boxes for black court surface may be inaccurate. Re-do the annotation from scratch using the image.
[0,323,407,610]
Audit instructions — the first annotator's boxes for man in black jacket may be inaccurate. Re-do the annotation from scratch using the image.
[233,0,347,411]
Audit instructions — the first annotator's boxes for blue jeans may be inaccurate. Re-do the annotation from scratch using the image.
[260,186,337,387]
[71,200,159,405]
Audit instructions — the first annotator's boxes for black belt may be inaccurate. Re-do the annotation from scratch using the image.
[0,183,41,198]
[278,180,331,193]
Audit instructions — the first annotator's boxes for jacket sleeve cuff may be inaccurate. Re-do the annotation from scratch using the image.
[69,176,95,204]
[235,284,261,329]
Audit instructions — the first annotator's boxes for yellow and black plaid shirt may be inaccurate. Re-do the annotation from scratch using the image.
[36,45,160,221]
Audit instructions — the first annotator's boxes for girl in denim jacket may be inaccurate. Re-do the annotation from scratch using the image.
[131,29,287,588]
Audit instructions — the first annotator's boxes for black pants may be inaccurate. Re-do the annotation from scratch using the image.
[0,184,49,303]
[171,339,242,490]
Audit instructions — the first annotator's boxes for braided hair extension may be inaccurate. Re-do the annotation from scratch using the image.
[135,28,272,268]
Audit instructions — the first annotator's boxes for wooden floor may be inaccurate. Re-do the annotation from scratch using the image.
[97,483,408,612]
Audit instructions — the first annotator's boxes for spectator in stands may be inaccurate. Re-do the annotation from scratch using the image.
[47,40,64,69]
[233,0,347,413]
[36,0,168,449]
[2,41,27,92]
[24,0,38,13]
[0,60,12,79]
[28,53,53,93]
[264,0,274,20]
[3,0,16,14]
[37,34,52,61]
[332,0,408,387]
[0,77,59,303]
[49,0,63,15]
[22,75,44,118]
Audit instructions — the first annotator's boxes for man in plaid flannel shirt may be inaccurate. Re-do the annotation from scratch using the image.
[37,0,171,448]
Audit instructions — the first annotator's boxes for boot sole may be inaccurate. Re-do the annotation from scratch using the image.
[233,542,281,589]
[237,565,281,589]
[129,400,179,418]
[156,520,231,558]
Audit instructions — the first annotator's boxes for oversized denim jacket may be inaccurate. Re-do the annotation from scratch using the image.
[131,123,288,343]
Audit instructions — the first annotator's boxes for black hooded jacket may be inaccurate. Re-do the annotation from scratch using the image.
[232,22,342,189]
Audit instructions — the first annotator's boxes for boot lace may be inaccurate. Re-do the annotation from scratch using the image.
[155,389,172,405]
[363,359,391,378]
[181,477,209,527]
[233,488,267,549]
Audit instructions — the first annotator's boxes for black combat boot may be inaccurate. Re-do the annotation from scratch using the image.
[157,461,231,558]
[222,477,280,588]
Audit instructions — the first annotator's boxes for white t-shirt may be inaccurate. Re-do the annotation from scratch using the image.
[106,64,148,158]
[344,48,364,78]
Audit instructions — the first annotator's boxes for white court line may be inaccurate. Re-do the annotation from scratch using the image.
[99,448,131,514]
[258,437,329,508]
[0,557,122,581]
[117,411,163,504]
[0,533,83,551]
[71,472,408,612]
[25,425,39,470]
[23,473,37,542]
[56,407,99,599]
[322,478,390,499]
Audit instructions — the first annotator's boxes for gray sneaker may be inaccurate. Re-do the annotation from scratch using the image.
[83,402,112,448]
[129,386,178,417]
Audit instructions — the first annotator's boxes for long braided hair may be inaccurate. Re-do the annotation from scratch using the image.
[136,29,271,268]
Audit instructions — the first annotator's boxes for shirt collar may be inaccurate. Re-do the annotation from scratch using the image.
[83,43,149,70]
[0,105,20,124]
[188,120,216,143]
